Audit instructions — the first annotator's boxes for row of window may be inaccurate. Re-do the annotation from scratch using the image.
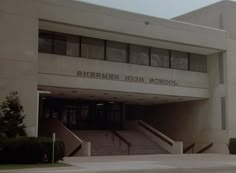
[39,30,207,72]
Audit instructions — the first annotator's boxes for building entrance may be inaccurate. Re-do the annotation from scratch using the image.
[39,98,124,130]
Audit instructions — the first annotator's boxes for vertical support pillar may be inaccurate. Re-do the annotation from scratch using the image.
[82,142,91,156]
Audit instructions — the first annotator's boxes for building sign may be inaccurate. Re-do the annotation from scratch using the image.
[77,71,177,86]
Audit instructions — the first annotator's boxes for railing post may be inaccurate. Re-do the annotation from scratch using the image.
[172,142,183,154]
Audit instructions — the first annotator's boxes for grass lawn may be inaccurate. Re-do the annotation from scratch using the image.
[0,163,71,170]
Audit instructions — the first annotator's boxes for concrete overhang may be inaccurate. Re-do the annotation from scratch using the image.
[38,0,227,55]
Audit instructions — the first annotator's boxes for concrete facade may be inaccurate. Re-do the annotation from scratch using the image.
[0,0,235,153]
[174,0,236,152]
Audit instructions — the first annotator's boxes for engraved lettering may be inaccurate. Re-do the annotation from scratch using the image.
[77,71,177,86]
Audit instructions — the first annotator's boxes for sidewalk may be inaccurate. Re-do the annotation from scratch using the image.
[2,154,236,173]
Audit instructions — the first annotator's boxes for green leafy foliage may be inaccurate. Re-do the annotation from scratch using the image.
[0,92,26,138]
[0,137,65,164]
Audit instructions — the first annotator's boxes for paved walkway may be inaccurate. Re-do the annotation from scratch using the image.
[2,154,236,173]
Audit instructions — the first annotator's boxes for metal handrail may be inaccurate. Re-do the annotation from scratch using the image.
[111,130,132,154]
[137,120,173,146]
[184,143,195,153]
[197,143,213,153]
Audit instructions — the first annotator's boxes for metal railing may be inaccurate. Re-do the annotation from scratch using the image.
[184,143,195,153]
[137,120,174,146]
[110,130,132,155]
[197,143,213,153]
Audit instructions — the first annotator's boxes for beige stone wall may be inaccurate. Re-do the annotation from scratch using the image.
[38,54,209,98]
[175,0,236,152]
[38,0,226,52]
[226,38,236,138]
[174,1,226,29]
[0,0,38,136]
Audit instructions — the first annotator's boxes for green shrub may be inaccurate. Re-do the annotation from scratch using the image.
[0,91,26,138]
[229,138,236,154]
[0,137,65,164]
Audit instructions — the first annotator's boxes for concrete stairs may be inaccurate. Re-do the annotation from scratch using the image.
[73,130,128,156]
[73,127,167,156]
[117,129,167,154]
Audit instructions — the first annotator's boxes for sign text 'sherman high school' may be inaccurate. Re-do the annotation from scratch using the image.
[76,71,177,86]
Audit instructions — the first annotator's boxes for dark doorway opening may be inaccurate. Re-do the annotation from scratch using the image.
[39,98,124,130]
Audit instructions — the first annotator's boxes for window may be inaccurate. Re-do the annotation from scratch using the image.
[38,30,208,73]
[106,41,127,63]
[171,51,188,70]
[190,54,207,72]
[39,30,53,53]
[54,33,66,55]
[129,44,149,65]
[67,35,80,57]
[151,48,169,68]
[81,37,105,60]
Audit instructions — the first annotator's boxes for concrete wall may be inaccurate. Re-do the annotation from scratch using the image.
[175,1,236,39]
[0,0,38,136]
[38,54,209,98]
[174,0,236,151]
[174,1,226,29]
[37,0,226,52]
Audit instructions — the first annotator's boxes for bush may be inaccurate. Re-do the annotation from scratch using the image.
[229,138,236,154]
[0,91,26,138]
[0,137,65,164]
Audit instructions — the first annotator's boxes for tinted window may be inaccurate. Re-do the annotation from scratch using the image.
[190,54,207,72]
[81,37,105,60]
[39,30,53,53]
[171,51,188,70]
[67,35,80,57]
[106,41,127,63]
[129,44,149,65]
[151,48,169,68]
[54,33,66,55]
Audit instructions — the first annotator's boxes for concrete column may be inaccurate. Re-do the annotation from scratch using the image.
[172,142,183,154]
[0,0,39,136]
[81,142,91,156]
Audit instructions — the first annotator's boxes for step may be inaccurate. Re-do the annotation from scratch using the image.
[92,151,128,156]
[72,128,167,155]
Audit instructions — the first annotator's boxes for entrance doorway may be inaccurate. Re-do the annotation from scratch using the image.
[39,98,124,130]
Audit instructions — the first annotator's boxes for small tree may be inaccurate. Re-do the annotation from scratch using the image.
[0,92,26,138]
